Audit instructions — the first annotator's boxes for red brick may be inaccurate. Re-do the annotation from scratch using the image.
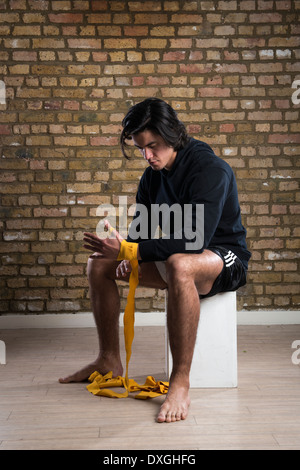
[12,51,37,61]
[169,38,192,48]
[90,136,119,146]
[163,51,186,61]
[124,26,148,36]
[48,13,83,23]
[33,208,68,217]
[0,125,11,135]
[91,0,108,10]
[220,124,235,133]
[268,134,300,144]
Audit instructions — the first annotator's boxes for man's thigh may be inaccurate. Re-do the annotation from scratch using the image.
[138,262,168,290]
[165,250,224,296]
[97,251,222,293]
[187,250,224,294]
[88,255,167,290]
[137,251,223,294]
[114,259,168,290]
[138,250,223,294]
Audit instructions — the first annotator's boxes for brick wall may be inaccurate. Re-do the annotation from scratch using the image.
[0,0,299,316]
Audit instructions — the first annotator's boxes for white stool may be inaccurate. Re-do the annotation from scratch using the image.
[0,340,6,365]
[165,291,237,388]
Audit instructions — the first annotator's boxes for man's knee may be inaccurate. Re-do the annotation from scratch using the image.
[165,253,191,283]
[165,252,217,295]
[87,256,117,283]
[87,256,102,282]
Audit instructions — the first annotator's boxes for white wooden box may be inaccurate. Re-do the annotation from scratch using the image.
[166,291,237,388]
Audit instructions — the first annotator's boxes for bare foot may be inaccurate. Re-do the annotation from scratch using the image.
[58,357,123,384]
[156,378,190,423]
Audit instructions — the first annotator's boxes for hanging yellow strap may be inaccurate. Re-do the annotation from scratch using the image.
[87,239,169,399]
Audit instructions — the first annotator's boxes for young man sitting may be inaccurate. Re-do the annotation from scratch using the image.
[59,98,251,423]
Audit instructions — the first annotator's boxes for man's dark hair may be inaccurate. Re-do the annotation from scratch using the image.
[120,98,190,159]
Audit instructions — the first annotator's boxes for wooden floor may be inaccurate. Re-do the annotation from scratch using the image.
[0,324,300,450]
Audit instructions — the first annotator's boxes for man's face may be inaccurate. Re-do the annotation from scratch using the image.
[132,129,177,171]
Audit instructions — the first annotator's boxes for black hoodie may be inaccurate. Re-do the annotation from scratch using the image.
[127,138,251,270]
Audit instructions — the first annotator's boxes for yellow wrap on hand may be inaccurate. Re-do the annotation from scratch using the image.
[86,234,169,400]
[117,239,138,261]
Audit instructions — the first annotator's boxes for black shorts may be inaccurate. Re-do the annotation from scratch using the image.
[200,246,247,299]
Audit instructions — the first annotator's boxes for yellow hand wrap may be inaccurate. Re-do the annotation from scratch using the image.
[117,240,138,262]
[87,233,169,399]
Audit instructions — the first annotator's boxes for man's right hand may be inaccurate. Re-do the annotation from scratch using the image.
[116,260,132,278]
[116,260,142,279]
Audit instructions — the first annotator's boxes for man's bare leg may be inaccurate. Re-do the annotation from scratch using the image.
[59,256,123,383]
[59,256,166,383]
[59,249,224,425]
[156,250,223,423]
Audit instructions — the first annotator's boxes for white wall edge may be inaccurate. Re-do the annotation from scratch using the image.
[0,310,299,329]
[0,312,166,329]
[237,310,300,325]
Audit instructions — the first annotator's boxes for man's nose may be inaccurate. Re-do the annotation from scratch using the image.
[143,147,153,160]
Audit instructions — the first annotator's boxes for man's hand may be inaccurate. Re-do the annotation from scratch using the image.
[83,220,123,259]
[116,260,142,279]
[116,260,132,278]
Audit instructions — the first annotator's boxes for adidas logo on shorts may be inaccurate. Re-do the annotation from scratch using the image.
[224,250,237,267]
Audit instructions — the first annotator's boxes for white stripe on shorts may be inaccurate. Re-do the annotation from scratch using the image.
[224,250,237,268]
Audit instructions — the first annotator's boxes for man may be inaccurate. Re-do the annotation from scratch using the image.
[59,98,251,423]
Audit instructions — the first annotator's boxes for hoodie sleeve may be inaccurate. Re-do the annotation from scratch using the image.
[126,170,158,244]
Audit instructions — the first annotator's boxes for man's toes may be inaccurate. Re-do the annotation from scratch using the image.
[157,412,166,423]
[157,406,178,423]
[157,405,168,423]
[58,370,84,383]
[58,375,73,383]
[58,376,68,383]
